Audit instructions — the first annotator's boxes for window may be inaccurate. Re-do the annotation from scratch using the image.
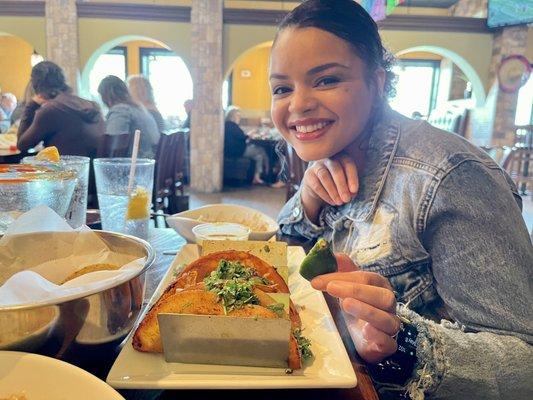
[515,74,533,126]
[140,48,193,123]
[89,46,127,101]
[389,59,440,118]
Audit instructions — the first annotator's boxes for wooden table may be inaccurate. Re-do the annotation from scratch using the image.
[81,228,379,400]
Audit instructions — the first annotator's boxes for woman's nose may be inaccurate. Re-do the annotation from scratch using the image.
[288,88,317,114]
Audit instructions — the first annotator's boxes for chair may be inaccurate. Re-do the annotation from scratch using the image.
[223,157,254,186]
[97,133,131,158]
[285,143,308,201]
[513,125,533,148]
[503,148,533,197]
[154,129,189,221]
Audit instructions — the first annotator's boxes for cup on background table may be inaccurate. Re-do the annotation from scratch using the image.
[23,155,90,228]
[93,158,155,240]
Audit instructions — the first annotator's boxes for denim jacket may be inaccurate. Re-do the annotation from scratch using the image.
[278,108,533,399]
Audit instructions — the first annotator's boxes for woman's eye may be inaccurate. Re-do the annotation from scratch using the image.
[272,86,292,95]
[316,77,340,87]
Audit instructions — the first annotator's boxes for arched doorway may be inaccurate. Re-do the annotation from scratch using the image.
[395,46,486,114]
[0,32,40,101]
[223,41,273,125]
[81,35,193,126]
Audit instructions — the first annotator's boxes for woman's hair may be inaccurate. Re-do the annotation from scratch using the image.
[23,81,36,104]
[225,105,241,123]
[98,75,137,108]
[31,61,71,99]
[275,0,396,99]
[127,75,157,111]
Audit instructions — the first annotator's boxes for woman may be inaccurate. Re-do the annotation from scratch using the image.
[17,61,104,157]
[98,75,160,158]
[273,1,532,399]
[224,106,269,185]
[127,75,166,133]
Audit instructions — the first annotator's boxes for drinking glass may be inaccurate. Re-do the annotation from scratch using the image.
[93,158,155,240]
[23,155,90,228]
[0,164,77,234]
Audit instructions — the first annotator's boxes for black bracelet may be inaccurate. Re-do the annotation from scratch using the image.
[367,317,418,387]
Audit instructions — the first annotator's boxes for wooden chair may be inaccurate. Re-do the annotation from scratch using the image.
[285,143,308,201]
[503,148,533,197]
[154,129,189,222]
[97,133,131,158]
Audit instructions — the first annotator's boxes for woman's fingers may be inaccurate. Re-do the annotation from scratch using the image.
[311,270,393,291]
[327,281,397,312]
[314,165,343,205]
[324,159,351,203]
[304,171,336,205]
[335,253,359,272]
[362,322,398,355]
[340,297,400,336]
[336,154,359,195]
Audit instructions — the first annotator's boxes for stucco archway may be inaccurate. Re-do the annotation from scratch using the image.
[396,46,486,106]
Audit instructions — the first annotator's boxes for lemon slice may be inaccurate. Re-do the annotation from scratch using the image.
[126,186,150,220]
[35,146,60,163]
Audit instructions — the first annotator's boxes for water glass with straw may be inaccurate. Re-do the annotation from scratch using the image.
[94,130,155,240]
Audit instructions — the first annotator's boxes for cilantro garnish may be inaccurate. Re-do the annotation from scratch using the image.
[294,328,313,360]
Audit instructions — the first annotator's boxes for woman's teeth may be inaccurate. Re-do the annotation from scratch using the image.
[294,121,329,133]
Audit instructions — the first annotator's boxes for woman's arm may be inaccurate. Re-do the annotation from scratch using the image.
[17,101,55,151]
[408,160,533,399]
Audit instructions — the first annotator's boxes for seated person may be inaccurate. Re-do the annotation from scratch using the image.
[224,106,269,185]
[98,75,160,159]
[0,93,17,133]
[127,75,166,134]
[17,61,104,157]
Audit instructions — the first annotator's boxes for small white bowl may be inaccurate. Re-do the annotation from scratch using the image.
[166,204,279,243]
[192,223,251,243]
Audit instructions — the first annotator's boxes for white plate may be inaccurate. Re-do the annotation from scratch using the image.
[165,204,279,243]
[0,351,124,400]
[106,245,356,390]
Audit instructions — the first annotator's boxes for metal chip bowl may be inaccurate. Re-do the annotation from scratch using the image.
[0,231,155,362]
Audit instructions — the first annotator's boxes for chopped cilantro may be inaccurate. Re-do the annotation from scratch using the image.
[267,303,286,317]
[294,328,313,360]
[203,260,271,314]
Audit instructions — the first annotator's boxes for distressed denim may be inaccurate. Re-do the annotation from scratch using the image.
[278,108,533,399]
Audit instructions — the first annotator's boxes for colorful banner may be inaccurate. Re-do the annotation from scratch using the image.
[357,0,405,21]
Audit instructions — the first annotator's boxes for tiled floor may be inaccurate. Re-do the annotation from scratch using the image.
[190,186,533,234]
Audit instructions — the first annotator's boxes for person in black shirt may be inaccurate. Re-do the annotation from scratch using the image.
[224,106,269,185]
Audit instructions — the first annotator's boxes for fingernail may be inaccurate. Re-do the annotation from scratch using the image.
[311,276,325,289]
[327,281,343,294]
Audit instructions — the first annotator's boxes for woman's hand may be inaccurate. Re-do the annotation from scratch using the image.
[311,254,400,364]
[300,153,359,223]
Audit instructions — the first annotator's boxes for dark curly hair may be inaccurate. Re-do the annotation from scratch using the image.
[31,61,71,99]
[97,75,137,108]
[275,0,396,100]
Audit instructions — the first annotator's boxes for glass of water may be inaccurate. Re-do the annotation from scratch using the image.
[23,155,90,228]
[0,164,77,234]
[93,158,155,240]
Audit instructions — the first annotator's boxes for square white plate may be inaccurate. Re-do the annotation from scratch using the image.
[106,245,357,390]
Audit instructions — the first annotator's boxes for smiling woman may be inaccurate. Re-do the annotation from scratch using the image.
[272,1,533,399]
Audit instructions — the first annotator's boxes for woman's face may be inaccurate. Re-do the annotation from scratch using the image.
[270,27,382,161]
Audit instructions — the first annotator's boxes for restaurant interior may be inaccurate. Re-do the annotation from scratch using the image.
[0,0,532,399]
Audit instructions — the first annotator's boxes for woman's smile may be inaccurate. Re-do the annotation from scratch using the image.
[288,118,334,141]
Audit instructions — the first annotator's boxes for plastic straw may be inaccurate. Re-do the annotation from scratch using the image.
[127,129,141,196]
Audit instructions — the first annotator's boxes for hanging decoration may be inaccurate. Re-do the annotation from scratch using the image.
[357,0,405,22]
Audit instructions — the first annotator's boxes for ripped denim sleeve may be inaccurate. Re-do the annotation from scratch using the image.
[379,306,533,400]
[277,190,325,240]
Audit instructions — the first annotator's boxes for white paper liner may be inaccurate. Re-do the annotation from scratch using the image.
[0,206,146,308]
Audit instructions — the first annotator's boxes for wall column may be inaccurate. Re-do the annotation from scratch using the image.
[452,0,529,146]
[189,0,224,193]
[45,0,79,91]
